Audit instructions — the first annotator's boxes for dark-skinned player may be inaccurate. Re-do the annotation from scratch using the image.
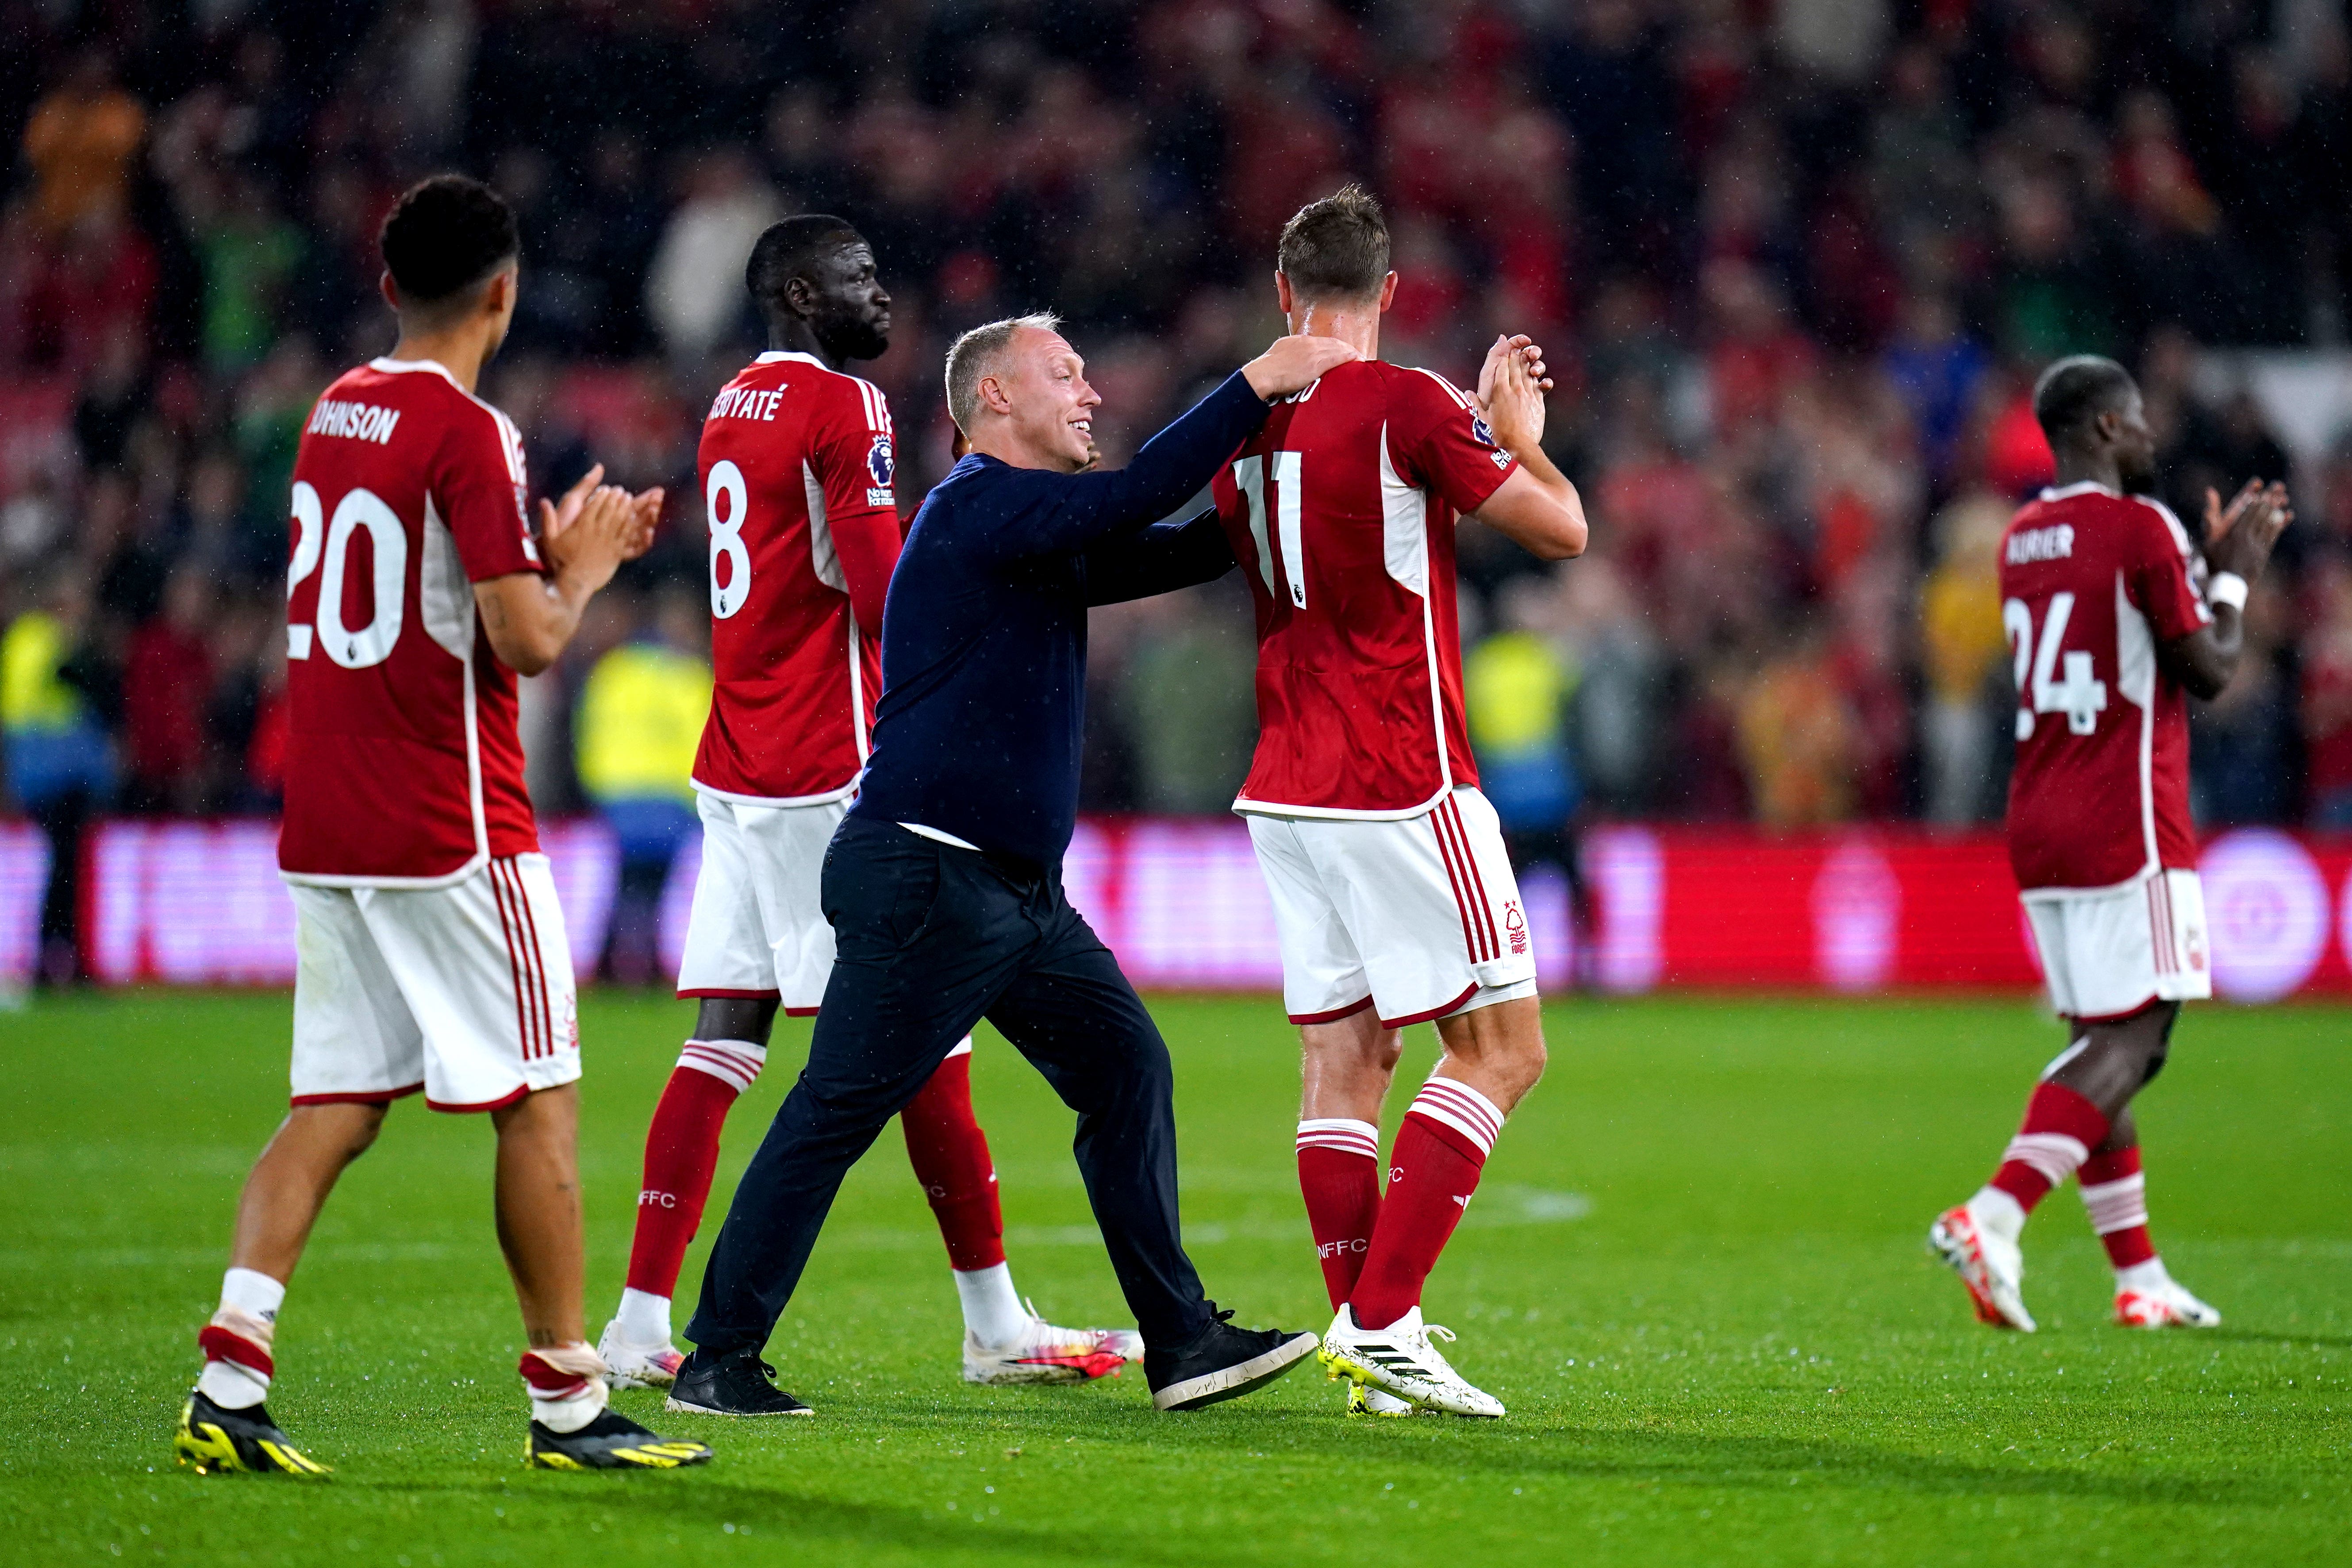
[1929,354,2290,1332]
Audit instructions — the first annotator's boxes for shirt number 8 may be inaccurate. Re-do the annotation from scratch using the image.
[707,459,751,620]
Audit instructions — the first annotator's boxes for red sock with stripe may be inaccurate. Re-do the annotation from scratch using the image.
[623,1039,765,1299]
[1296,1118,1381,1310]
[899,1045,1006,1273]
[2079,1145,2157,1269]
[1348,1075,1503,1330]
[1987,1080,2109,1213]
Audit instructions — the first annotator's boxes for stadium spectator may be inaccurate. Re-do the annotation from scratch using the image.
[121,565,214,813]
[1121,582,1256,815]
[1737,623,1857,828]
[644,150,782,367]
[573,585,712,985]
[2303,553,2352,830]
[1,569,115,985]
[1465,575,1581,872]
[20,50,145,237]
[1918,492,2012,825]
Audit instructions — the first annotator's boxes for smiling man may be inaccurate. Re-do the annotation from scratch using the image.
[673,314,1357,1417]
[600,219,1138,1403]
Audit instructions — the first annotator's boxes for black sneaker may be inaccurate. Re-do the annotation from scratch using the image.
[1145,1306,1319,1411]
[174,1391,330,1476]
[665,1348,815,1416]
[526,1408,712,1469]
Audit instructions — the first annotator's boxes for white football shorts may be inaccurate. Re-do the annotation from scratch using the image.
[288,853,580,1111]
[2022,869,2211,1022]
[675,791,842,1014]
[1244,787,1539,1029]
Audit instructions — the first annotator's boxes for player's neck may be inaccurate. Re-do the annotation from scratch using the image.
[766,319,842,374]
[1287,302,1380,362]
[2051,452,2121,493]
[386,323,493,393]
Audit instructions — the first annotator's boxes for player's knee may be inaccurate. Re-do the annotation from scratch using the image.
[293,1102,386,1163]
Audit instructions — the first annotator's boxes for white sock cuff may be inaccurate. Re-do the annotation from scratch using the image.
[1999,1131,2090,1188]
[1296,1118,1380,1160]
[530,1384,609,1434]
[2079,1172,2149,1234]
[952,1260,1029,1347]
[520,1342,610,1431]
[221,1267,286,1322]
[1968,1184,2028,1239]
[678,1038,766,1094]
[1409,1076,1503,1157]
[614,1287,672,1345]
[197,1358,270,1410]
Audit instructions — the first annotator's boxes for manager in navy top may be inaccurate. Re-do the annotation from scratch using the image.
[677,315,1357,1416]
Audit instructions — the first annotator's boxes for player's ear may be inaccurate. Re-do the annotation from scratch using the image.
[380,271,400,312]
[1275,271,1294,319]
[1378,272,1398,312]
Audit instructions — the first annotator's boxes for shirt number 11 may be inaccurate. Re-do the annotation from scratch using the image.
[1233,452,1306,609]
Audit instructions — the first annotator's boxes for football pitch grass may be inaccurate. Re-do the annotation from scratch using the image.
[2,990,2346,1566]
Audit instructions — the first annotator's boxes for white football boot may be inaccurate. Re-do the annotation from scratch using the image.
[1346,1382,1430,1417]
[1319,1304,1505,1418]
[963,1303,1141,1385]
[596,1318,685,1390]
[2115,1275,2221,1329]
[1929,1202,2036,1332]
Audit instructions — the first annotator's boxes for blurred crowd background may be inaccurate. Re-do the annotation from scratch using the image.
[9,0,2352,975]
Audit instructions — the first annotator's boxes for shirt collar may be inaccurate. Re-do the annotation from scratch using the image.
[2037,480,2118,502]
[368,356,465,390]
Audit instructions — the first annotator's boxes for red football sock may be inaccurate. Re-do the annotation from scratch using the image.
[1296,1119,1381,1310]
[1988,1080,2110,1213]
[900,1045,1006,1273]
[623,1040,764,1298]
[2079,1144,2157,1269]
[1348,1076,1503,1331]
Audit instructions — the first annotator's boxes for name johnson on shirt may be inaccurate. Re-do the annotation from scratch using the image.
[306,400,403,445]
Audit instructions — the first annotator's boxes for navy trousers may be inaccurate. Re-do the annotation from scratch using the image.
[685,817,1215,1356]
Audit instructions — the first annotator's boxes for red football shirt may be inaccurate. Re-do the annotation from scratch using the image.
[2000,481,2213,891]
[279,357,544,885]
[689,351,896,804]
[1210,359,1517,817]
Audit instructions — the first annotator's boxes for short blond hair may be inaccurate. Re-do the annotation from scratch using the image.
[944,311,1061,434]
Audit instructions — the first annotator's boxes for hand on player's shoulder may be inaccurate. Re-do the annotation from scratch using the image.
[1243,335,1360,400]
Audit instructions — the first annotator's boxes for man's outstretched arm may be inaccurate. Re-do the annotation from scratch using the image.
[973,337,1357,562]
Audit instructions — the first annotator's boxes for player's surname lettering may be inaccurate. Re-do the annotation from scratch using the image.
[305,399,403,445]
[2006,524,2075,564]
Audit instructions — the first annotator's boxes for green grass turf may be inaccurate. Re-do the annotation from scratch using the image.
[0,989,2346,1567]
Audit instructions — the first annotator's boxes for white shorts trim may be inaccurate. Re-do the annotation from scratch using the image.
[289,853,579,1111]
[1246,787,1537,1028]
[675,793,843,1013]
[2023,869,2211,1022]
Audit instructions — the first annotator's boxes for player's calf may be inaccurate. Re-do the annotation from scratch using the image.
[601,1038,769,1386]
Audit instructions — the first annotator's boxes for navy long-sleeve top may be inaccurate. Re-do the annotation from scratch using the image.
[849,370,1259,869]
